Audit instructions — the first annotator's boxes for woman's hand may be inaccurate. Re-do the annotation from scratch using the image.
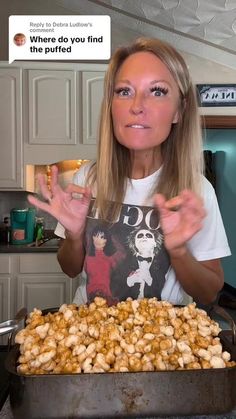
[28,165,92,239]
[154,190,206,258]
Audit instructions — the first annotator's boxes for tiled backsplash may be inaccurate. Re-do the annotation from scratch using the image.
[0,160,89,230]
[0,191,57,229]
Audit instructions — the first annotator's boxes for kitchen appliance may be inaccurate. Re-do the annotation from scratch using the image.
[10,208,35,245]
[5,306,236,418]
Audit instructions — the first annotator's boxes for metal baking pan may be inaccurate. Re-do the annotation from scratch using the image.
[0,345,10,411]
[5,305,236,419]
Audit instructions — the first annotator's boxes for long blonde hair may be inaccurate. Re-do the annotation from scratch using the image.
[88,37,203,220]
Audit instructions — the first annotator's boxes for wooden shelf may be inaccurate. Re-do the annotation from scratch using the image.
[202,115,236,129]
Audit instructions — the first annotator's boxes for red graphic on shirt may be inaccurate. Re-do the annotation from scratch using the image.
[84,225,125,305]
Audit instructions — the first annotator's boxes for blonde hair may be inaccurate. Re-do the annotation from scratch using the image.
[14,33,26,40]
[88,37,203,220]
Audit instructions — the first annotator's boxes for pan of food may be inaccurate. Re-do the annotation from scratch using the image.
[5,298,236,418]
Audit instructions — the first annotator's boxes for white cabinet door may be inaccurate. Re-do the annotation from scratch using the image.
[0,255,12,344]
[0,277,11,345]
[16,253,75,312]
[16,274,71,312]
[0,68,23,189]
[28,69,76,145]
[0,63,107,165]
[82,71,105,145]
[0,276,11,323]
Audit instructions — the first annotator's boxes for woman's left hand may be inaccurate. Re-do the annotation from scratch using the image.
[154,190,206,258]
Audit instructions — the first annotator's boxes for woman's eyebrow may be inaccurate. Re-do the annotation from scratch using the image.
[114,79,131,84]
[150,79,172,87]
[115,79,172,87]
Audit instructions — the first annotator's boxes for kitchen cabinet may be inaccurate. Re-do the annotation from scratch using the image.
[27,69,76,145]
[27,68,106,147]
[23,62,107,164]
[82,71,106,145]
[0,68,23,189]
[204,115,236,128]
[0,253,79,343]
[0,61,107,167]
[0,68,35,191]
[0,255,12,344]
[16,253,79,312]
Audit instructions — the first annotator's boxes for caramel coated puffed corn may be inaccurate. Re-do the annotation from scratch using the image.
[15,298,236,375]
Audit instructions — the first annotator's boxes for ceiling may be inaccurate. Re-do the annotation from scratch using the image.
[55,0,236,68]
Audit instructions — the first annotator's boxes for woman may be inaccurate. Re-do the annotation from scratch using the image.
[28,37,230,305]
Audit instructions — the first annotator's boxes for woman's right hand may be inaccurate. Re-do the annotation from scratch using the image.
[28,165,92,239]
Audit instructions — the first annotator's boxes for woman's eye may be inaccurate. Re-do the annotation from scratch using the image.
[114,87,131,97]
[150,87,168,97]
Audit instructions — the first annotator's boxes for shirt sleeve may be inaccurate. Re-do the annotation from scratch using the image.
[187,178,231,261]
[54,162,94,239]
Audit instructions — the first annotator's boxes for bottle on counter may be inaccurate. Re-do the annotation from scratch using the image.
[34,217,44,246]
[0,216,11,244]
[3,217,11,244]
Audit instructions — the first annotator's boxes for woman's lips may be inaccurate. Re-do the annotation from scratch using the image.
[126,124,150,129]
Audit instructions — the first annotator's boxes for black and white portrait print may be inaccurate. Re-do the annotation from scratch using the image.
[85,200,170,303]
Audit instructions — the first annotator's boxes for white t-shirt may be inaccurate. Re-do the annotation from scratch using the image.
[55,162,231,306]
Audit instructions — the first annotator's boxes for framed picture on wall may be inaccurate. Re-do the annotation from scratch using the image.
[197,84,236,107]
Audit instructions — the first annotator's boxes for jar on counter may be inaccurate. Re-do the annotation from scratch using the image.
[34,217,44,245]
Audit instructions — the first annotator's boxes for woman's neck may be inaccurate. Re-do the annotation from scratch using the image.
[130,149,162,179]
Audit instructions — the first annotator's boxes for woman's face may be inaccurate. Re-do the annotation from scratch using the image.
[93,232,107,250]
[112,51,180,152]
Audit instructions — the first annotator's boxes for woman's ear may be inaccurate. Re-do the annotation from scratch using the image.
[172,98,186,124]
[172,110,179,124]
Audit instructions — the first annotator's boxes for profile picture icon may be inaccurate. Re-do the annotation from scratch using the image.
[13,33,26,46]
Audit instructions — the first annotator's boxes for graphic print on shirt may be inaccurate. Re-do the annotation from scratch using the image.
[84,224,126,306]
[84,199,170,304]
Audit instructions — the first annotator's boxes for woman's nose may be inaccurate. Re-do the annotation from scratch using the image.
[130,94,145,115]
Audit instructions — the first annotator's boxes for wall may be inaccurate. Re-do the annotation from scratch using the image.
[0,161,84,231]
[0,191,57,230]
[205,129,236,288]
[182,53,236,116]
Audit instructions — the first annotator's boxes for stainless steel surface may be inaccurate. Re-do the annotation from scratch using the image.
[212,304,236,344]
[2,396,236,419]
[4,306,236,418]
[5,342,236,419]
[7,308,27,352]
[27,237,60,248]
[0,309,27,337]
[3,305,236,419]
[0,322,18,337]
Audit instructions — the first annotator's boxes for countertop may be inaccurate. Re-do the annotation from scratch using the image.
[0,238,60,253]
